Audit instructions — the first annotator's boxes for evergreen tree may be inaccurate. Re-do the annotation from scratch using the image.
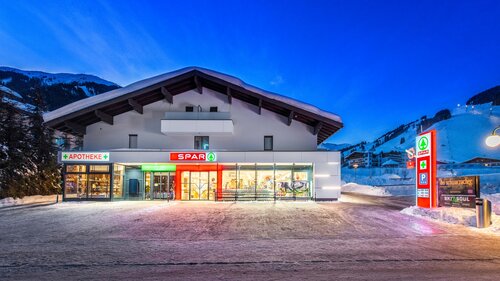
[28,88,61,195]
[0,94,32,198]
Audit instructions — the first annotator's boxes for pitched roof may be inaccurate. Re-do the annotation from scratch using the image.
[44,67,343,144]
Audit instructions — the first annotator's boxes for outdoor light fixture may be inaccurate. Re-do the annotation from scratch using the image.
[327,162,339,165]
[485,126,500,148]
[314,174,331,178]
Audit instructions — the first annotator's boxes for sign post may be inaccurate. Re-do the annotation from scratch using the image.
[415,130,437,208]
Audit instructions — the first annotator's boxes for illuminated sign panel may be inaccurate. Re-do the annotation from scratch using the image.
[61,152,110,162]
[141,164,177,172]
[170,152,217,162]
[415,130,437,208]
[438,176,480,208]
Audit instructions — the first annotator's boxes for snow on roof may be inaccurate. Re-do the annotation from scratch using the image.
[0,84,23,99]
[43,67,342,124]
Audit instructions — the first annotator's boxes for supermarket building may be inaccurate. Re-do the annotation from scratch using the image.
[44,67,343,202]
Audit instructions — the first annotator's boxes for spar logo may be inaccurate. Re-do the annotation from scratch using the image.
[170,152,217,162]
[417,134,431,156]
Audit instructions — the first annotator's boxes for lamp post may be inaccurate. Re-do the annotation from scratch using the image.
[353,163,359,181]
[485,126,500,148]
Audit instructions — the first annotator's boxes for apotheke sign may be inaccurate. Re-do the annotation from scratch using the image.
[61,152,110,162]
[170,152,217,162]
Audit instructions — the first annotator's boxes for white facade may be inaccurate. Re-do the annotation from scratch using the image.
[84,88,317,151]
[50,68,343,201]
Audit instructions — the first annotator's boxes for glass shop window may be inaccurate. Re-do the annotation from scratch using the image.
[89,165,110,173]
[64,174,88,199]
[66,165,87,173]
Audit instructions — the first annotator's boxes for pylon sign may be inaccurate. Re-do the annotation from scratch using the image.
[415,130,437,208]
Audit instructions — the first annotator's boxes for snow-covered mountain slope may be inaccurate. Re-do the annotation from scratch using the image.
[0,66,118,86]
[334,103,500,163]
[0,66,120,111]
[0,84,23,99]
[319,142,351,151]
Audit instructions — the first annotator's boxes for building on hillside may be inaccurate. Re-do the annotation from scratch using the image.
[343,151,379,168]
[43,67,344,202]
[462,157,500,166]
[378,151,405,167]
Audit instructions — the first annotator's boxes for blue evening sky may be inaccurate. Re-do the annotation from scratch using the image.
[0,0,499,144]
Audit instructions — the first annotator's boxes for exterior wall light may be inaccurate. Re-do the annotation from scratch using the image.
[314,174,330,178]
[485,126,500,148]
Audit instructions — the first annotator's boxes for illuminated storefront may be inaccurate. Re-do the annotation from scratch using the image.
[48,67,343,202]
[60,151,338,201]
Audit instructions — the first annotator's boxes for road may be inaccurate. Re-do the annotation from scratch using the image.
[0,194,499,280]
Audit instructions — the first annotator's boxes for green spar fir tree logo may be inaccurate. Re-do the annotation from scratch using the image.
[206,152,216,162]
[418,136,429,151]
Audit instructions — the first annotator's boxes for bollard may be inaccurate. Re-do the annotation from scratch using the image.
[476,198,492,228]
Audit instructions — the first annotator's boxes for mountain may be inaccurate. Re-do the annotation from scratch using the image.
[328,88,500,163]
[467,85,500,106]
[0,85,35,113]
[0,67,120,111]
[319,142,351,151]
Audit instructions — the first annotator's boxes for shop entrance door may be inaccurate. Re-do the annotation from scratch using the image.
[181,171,217,200]
[151,172,174,200]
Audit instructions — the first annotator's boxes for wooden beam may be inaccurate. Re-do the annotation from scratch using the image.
[287,111,294,126]
[226,87,232,104]
[194,76,202,94]
[161,86,173,104]
[64,121,86,135]
[95,109,113,125]
[128,99,143,114]
[258,99,262,115]
[313,122,323,135]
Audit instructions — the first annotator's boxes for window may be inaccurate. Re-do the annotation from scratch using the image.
[185,106,194,112]
[194,136,209,150]
[210,106,218,112]
[129,134,138,149]
[264,136,273,151]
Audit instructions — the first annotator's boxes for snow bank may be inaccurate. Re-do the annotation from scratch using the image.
[482,193,500,215]
[342,182,415,197]
[401,206,500,233]
[0,195,59,207]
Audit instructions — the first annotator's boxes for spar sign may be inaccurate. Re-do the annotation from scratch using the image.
[61,152,110,162]
[415,130,437,208]
[170,152,217,162]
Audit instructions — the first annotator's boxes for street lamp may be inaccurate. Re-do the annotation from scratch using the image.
[353,163,359,181]
[485,126,500,148]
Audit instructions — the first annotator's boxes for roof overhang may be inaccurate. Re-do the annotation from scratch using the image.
[44,67,343,144]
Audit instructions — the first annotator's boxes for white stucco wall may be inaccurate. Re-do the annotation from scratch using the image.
[83,88,318,151]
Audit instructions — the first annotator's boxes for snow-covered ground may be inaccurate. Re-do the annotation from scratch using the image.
[1,199,500,280]
[401,206,500,234]
[0,195,59,207]
[342,182,414,197]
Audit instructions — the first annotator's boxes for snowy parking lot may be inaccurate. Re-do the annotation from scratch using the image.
[1,197,500,280]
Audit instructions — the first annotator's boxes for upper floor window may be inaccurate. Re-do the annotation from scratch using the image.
[194,136,209,150]
[210,106,218,112]
[264,136,273,151]
[129,134,138,149]
[185,106,194,112]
